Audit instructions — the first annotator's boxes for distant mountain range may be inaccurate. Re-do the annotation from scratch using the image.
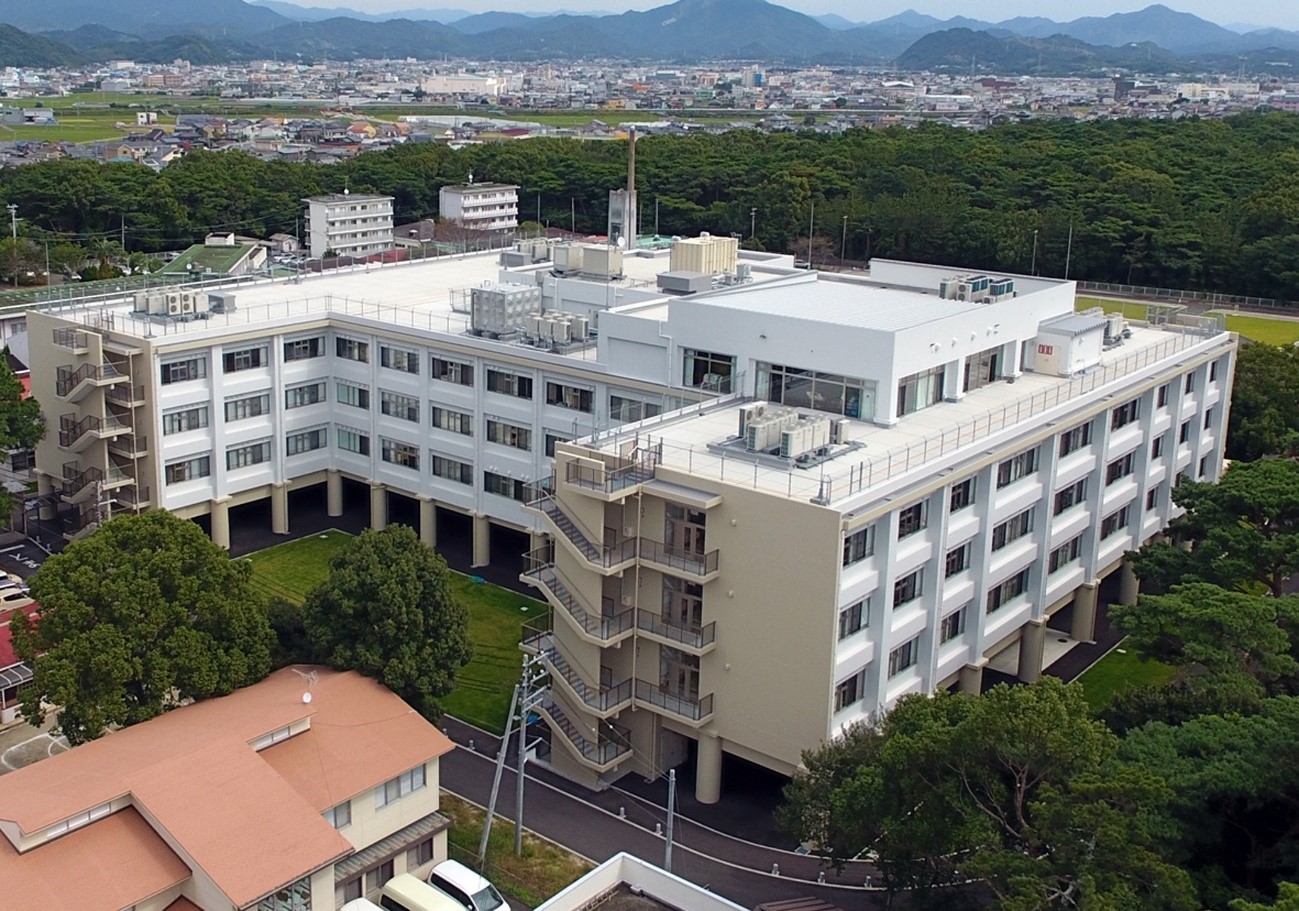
[3,0,1299,71]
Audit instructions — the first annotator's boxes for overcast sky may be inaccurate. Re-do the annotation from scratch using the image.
[276,0,1298,30]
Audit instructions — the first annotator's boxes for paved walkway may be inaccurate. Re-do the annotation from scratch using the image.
[439,717,890,909]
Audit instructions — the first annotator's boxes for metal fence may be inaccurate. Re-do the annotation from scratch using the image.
[1078,280,1298,314]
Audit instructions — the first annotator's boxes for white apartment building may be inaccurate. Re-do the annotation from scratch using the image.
[302,193,395,259]
[25,246,1235,805]
[438,183,519,233]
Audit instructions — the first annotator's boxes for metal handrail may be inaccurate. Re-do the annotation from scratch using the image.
[636,612,716,650]
[533,633,633,713]
[55,361,122,397]
[536,692,633,766]
[52,327,89,350]
[634,679,714,722]
[564,450,659,493]
[522,550,634,642]
[637,538,720,577]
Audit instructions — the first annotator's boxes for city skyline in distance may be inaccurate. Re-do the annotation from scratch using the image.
[260,0,1299,32]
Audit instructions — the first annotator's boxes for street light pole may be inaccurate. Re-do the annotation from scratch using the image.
[6,204,16,287]
[1031,229,1039,276]
[750,207,756,240]
[841,214,848,267]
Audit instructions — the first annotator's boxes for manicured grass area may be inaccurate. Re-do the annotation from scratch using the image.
[244,530,544,733]
[1074,296,1151,321]
[441,793,592,906]
[1077,645,1177,711]
[1220,313,1299,346]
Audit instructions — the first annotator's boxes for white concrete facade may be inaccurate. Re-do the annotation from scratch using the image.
[303,193,395,259]
[438,184,519,233]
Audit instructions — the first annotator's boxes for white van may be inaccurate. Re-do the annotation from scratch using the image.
[342,900,385,911]
[380,874,466,911]
[425,861,506,911]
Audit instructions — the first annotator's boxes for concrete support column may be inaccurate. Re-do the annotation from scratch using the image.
[958,661,985,695]
[326,469,344,518]
[529,530,548,556]
[1119,559,1140,606]
[271,483,289,535]
[472,514,491,568]
[210,498,231,551]
[419,497,438,549]
[1017,620,1046,683]
[37,474,55,521]
[370,482,388,531]
[695,731,723,805]
[1071,582,1099,644]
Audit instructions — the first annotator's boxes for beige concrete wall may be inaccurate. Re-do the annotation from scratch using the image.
[345,762,440,851]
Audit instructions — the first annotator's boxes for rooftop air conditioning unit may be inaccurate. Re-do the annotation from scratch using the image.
[165,292,183,316]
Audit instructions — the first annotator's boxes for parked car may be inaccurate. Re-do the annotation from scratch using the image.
[0,589,34,610]
[426,861,505,911]
[380,874,464,911]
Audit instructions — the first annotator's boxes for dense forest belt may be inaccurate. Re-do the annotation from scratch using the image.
[4,111,1299,301]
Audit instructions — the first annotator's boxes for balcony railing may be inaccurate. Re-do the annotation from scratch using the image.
[521,549,634,644]
[61,462,102,499]
[52,327,90,351]
[108,432,146,457]
[535,691,633,769]
[637,538,720,578]
[105,383,147,408]
[634,679,714,724]
[55,361,123,398]
[116,485,150,508]
[528,492,637,570]
[635,612,717,653]
[564,451,658,495]
[58,413,126,448]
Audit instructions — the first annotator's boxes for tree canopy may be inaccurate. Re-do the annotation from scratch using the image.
[1228,343,1299,462]
[301,525,471,719]
[11,512,274,745]
[0,347,44,520]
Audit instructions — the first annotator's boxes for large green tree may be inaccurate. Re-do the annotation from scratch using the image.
[0,348,44,521]
[1228,342,1299,462]
[780,679,1195,908]
[301,525,471,719]
[11,512,275,745]
[1127,458,1299,597]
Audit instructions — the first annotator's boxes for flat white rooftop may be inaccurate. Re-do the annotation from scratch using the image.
[583,322,1231,507]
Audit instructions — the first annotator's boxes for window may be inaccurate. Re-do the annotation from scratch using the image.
[486,368,533,399]
[285,382,326,409]
[1100,505,1131,539]
[1054,479,1087,515]
[945,542,971,578]
[1049,536,1082,573]
[286,427,327,456]
[284,337,323,361]
[963,345,1002,393]
[407,838,435,870]
[896,365,945,417]
[987,568,1030,613]
[1210,360,1219,382]
[940,606,967,643]
[1106,452,1136,486]
[366,860,395,894]
[381,438,420,470]
[834,671,864,711]
[683,349,735,393]
[610,395,664,423]
[164,454,210,485]
[322,801,351,829]
[1152,436,1165,458]
[336,381,369,410]
[893,569,922,609]
[757,363,875,419]
[432,356,473,386]
[339,878,362,904]
[1184,372,1195,393]
[546,381,594,413]
[1111,399,1140,430]
[374,764,426,809]
[161,357,206,385]
[950,478,975,512]
[336,336,369,362]
[162,406,208,435]
[432,405,473,436]
[484,472,529,502]
[1180,421,1191,444]
[997,447,1039,488]
[1157,383,1169,408]
[842,526,873,566]
[1058,422,1093,457]
[227,440,271,470]
[991,508,1033,551]
[1199,456,1209,478]
[486,418,532,451]
[222,345,268,373]
[380,346,420,374]
[1204,408,1214,429]
[897,501,928,539]
[888,638,918,677]
[432,454,474,485]
[225,393,270,422]
[380,391,420,423]
[545,433,571,458]
[258,876,311,911]
[337,426,370,456]
[838,599,867,640]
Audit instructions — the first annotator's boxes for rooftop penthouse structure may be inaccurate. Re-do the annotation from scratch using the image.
[25,242,1235,803]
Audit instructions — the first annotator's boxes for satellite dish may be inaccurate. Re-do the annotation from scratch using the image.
[616,236,627,249]
[302,692,313,704]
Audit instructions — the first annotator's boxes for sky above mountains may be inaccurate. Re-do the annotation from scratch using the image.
[272,0,1296,30]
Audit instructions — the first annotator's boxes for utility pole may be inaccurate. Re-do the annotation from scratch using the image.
[478,684,520,866]
[6,204,16,287]
[514,652,544,856]
[655,198,660,237]
[807,201,814,268]
[1031,228,1039,276]
[750,207,756,240]
[570,198,575,235]
[841,214,848,267]
[664,769,677,873]
[1064,222,1074,280]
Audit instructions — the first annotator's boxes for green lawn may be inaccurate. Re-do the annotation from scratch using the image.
[244,529,544,733]
[1077,645,1177,711]
[1220,313,1299,346]
[1074,296,1152,321]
